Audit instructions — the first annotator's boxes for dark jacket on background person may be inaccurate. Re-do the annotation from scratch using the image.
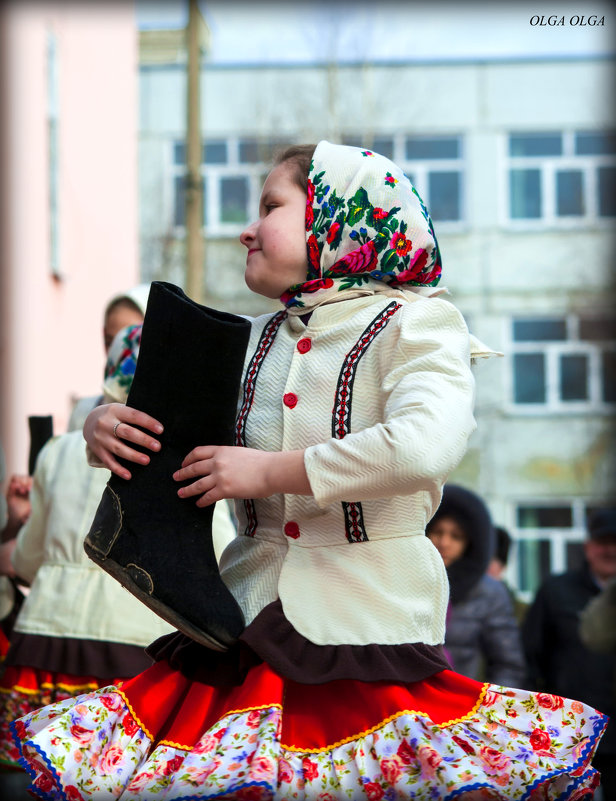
[432,485,526,688]
[522,562,615,754]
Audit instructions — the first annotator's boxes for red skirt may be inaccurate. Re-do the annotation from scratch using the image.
[10,657,607,799]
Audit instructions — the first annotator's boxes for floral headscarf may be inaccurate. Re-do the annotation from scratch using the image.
[280,140,442,309]
[102,324,142,403]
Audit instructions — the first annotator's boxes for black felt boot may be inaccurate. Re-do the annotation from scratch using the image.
[85,282,251,651]
[28,416,53,475]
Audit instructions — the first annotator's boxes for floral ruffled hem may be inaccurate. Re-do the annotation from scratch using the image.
[0,666,128,770]
[10,661,607,800]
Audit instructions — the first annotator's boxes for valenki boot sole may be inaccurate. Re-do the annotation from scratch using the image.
[84,540,230,651]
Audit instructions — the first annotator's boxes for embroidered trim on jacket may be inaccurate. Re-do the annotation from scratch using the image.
[236,311,287,537]
[333,301,402,543]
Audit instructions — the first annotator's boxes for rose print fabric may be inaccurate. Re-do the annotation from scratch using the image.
[281,141,442,309]
[0,667,125,769]
[10,660,607,799]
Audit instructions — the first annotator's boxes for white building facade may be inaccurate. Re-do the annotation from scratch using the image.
[138,51,615,598]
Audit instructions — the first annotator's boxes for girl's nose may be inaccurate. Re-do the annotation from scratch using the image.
[240,221,257,248]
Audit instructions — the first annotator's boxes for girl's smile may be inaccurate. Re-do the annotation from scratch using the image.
[240,161,309,299]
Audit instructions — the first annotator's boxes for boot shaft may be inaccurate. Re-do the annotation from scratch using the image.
[127,282,251,451]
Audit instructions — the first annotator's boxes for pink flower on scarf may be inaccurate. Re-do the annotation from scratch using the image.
[391,248,429,284]
[328,241,378,275]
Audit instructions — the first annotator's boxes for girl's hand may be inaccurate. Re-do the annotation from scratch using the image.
[6,475,33,526]
[83,403,164,480]
[174,446,311,507]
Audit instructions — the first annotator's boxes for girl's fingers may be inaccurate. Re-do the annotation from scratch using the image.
[174,459,210,481]
[181,446,215,468]
[195,489,223,508]
[177,474,216,499]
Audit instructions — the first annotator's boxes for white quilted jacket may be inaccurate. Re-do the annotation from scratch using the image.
[220,292,476,647]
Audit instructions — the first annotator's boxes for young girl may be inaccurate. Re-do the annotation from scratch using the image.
[11,142,606,799]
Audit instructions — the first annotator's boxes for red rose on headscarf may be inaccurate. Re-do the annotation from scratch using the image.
[390,248,433,285]
[390,232,413,256]
[65,786,85,801]
[33,772,55,793]
[307,178,315,205]
[307,233,321,275]
[326,222,341,244]
[372,207,388,220]
[328,241,378,275]
[305,196,314,231]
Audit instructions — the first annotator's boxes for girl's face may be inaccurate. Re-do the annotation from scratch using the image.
[427,516,469,567]
[240,161,308,298]
[103,306,143,353]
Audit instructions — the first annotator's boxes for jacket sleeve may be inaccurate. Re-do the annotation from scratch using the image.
[304,297,476,506]
[479,579,527,687]
[11,443,54,584]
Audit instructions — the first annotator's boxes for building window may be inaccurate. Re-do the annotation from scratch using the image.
[171,137,287,234]
[172,133,464,236]
[341,133,464,224]
[509,315,616,411]
[403,136,463,223]
[512,500,607,601]
[506,130,616,225]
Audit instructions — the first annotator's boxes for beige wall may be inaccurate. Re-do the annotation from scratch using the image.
[0,1,140,476]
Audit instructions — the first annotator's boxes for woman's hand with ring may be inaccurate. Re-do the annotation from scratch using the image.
[83,403,164,480]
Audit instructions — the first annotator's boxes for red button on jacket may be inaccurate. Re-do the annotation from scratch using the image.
[283,392,298,408]
[297,337,312,354]
[284,521,300,539]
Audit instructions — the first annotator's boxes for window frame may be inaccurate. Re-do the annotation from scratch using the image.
[507,498,591,603]
[169,132,467,237]
[504,313,616,415]
[501,129,616,230]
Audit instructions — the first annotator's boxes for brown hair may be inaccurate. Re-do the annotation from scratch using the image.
[104,296,143,323]
[273,144,317,192]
